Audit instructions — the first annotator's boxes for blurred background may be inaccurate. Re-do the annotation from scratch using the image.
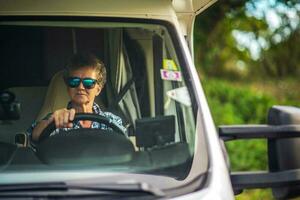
[194,0,300,199]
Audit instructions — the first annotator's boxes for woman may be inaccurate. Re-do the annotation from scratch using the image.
[27,53,126,145]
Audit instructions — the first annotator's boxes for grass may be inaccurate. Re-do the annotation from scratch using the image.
[236,189,274,200]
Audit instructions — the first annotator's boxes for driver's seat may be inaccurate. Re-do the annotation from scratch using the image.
[36,70,105,121]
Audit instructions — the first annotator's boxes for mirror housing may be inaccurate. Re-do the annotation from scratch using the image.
[268,105,300,199]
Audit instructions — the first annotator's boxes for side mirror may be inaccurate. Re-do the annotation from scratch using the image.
[219,105,300,199]
[268,105,300,199]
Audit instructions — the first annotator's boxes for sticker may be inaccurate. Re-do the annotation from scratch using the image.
[160,69,182,82]
[166,87,191,107]
[163,59,178,71]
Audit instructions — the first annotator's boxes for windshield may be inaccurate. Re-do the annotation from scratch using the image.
[0,19,204,187]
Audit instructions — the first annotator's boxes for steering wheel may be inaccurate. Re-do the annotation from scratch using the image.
[38,113,127,143]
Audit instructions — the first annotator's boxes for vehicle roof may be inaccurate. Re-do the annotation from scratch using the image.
[0,0,173,18]
[0,0,216,57]
[0,0,215,18]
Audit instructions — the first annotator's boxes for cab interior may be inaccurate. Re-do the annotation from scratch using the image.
[0,22,196,178]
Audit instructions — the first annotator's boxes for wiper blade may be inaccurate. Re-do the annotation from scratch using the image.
[0,182,67,192]
[0,181,165,197]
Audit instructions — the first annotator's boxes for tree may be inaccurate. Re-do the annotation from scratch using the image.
[194,0,300,79]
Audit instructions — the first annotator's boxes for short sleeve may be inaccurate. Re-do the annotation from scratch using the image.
[103,112,127,136]
[25,112,52,146]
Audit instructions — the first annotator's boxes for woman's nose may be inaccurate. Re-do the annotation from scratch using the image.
[78,82,85,89]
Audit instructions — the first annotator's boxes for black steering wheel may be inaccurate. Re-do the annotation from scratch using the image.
[38,113,127,143]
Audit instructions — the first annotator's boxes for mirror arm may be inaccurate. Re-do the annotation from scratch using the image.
[219,124,300,141]
[231,169,300,192]
[220,124,300,193]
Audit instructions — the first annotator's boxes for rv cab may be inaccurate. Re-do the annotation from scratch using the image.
[0,0,236,199]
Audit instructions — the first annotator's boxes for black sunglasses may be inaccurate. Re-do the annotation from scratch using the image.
[66,77,98,89]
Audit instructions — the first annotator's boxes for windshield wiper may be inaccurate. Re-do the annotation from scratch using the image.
[0,181,165,198]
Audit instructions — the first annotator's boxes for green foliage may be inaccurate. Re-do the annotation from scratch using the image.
[201,78,300,199]
[202,79,275,125]
[195,1,300,198]
[258,30,300,78]
[236,189,274,200]
[202,79,274,171]
[226,139,267,171]
[194,0,300,80]
[201,77,300,199]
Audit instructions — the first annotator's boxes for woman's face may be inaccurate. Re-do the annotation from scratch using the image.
[67,66,101,106]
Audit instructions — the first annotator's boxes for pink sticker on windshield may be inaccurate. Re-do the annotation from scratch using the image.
[160,69,182,81]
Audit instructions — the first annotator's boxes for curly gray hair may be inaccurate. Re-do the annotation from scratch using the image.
[64,53,107,88]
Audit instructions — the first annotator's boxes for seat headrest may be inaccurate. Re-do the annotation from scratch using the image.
[36,70,70,121]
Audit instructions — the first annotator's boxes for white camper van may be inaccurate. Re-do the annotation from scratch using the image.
[1,1,300,199]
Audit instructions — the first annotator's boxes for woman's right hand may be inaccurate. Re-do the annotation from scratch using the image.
[32,108,75,141]
[52,108,76,128]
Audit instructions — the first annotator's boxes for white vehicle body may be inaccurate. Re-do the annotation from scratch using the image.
[0,0,235,199]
